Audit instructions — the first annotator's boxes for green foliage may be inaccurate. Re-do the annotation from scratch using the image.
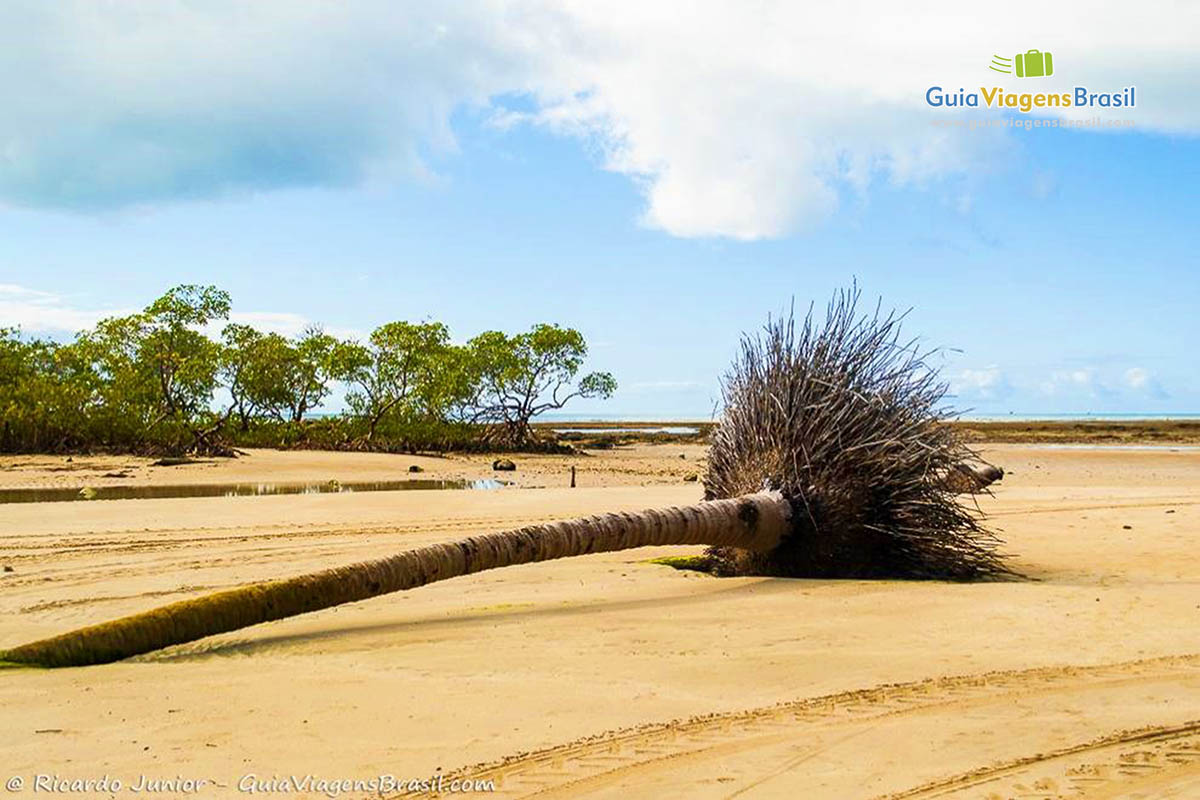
[467,323,617,446]
[139,285,230,420]
[2,283,231,453]
[1,287,615,455]
[0,329,91,451]
[219,323,266,430]
[69,284,230,452]
[341,321,479,445]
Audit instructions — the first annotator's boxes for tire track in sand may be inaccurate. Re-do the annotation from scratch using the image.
[987,498,1199,518]
[881,720,1200,799]
[391,653,1200,799]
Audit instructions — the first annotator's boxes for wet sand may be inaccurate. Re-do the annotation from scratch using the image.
[1,444,1198,798]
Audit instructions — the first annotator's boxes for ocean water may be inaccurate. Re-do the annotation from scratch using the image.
[543,412,1200,423]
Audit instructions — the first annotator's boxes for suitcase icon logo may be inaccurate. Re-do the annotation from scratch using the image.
[988,50,1054,78]
[1015,49,1053,78]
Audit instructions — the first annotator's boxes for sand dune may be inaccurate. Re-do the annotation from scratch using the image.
[1,444,1198,798]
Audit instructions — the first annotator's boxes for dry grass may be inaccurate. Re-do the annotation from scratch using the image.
[952,419,1200,444]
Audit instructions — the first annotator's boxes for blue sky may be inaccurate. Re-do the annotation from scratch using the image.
[0,3,1196,417]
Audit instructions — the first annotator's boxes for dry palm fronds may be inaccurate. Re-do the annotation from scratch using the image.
[704,286,1009,579]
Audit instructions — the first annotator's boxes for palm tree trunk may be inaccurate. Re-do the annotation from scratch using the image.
[2,492,791,668]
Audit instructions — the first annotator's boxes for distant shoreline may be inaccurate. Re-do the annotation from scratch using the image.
[536,418,1200,445]
[541,414,1200,422]
[950,418,1200,444]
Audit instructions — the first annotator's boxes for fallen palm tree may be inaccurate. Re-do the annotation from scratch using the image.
[1,287,1009,668]
[702,288,1006,578]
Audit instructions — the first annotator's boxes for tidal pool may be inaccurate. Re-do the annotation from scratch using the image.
[0,479,506,504]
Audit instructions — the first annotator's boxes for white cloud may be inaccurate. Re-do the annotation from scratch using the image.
[0,284,51,299]
[0,284,132,333]
[524,3,1200,238]
[1066,369,1095,386]
[224,311,364,341]
[1040,365,1168,400]
[1122,366,1167,398]
[951,365,1011,400]
[1041,367,1099,395]
[0,284,362,341]
[225,311,314,338]
[0,3,525,209]
[1123,366,1150,389]
[0,2,1197,238]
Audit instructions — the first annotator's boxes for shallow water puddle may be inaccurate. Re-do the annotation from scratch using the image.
[0,478,506,504]
[553,426,699,435]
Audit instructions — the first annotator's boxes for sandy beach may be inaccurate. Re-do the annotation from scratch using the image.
[3,2,1196,796]
[2,442,1198,798]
